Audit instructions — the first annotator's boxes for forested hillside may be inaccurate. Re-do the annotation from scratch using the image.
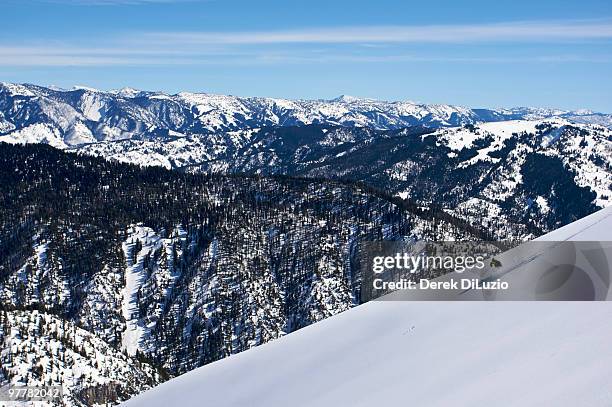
[0,143,473,405]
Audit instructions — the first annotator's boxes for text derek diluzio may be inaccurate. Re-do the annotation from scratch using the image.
[372,278,509,291]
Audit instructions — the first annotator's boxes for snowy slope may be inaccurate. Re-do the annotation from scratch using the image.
[122,206,612,407]
[533,204,612,241]
[121,225,164,356]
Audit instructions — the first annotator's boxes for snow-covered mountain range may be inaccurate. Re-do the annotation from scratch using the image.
[1,82,611,148]
[1,83,611,406]
[2,83,611,240]
[76,118,611,236]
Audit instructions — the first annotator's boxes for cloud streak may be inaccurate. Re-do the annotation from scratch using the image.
[1,49,609,67]
[144,20,612,44]
[1,20,612,67]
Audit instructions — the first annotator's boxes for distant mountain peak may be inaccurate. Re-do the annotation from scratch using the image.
[0,82,36,97]
[572,108,596,115]
[72,85,101,93]
[113,87,143,98]
[331,94,367,103]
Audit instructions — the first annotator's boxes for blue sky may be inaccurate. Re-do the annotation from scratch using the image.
[1,0,612,111]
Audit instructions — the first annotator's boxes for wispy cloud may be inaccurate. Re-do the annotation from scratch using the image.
[1,48,609,67]
[1,20,612,67]
[0,46,251,66]
[144,20,612,44]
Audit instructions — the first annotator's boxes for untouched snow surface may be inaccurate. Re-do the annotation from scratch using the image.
[535,205,612,241]
[123,207,612,407]
[123,303,612,407]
